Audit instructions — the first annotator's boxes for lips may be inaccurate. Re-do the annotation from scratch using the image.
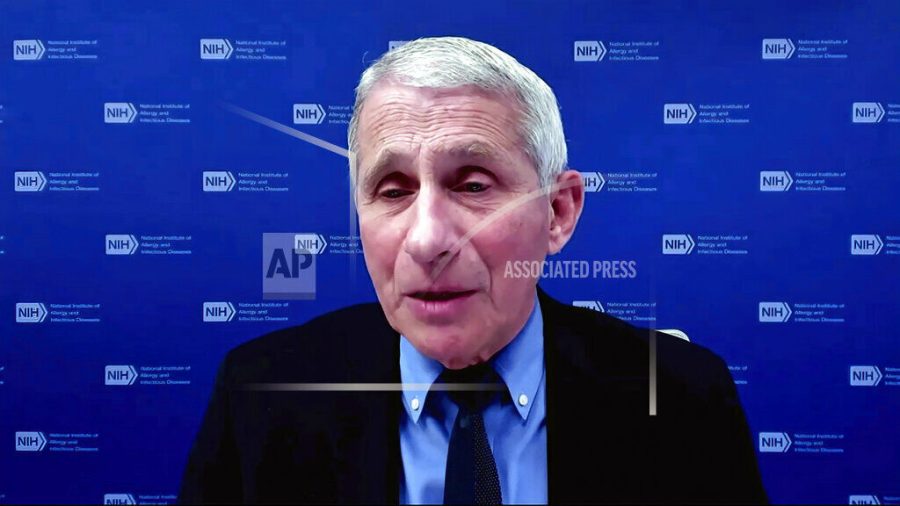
[403,289,478,321]
[408,290,477,301]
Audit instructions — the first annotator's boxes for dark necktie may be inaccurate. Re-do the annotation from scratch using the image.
[439,363,505,505]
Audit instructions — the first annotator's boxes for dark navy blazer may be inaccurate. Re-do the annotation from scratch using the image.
[179,287,767,504]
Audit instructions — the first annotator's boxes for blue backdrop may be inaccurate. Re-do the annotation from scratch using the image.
[2,1,899,504]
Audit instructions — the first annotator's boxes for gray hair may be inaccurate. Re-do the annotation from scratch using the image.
[347,36,567,192]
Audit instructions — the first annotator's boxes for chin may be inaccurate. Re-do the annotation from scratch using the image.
[411,328,475,368]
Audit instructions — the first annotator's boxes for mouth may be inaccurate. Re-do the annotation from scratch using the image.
[408,290,478,301]
[403,289,478,320]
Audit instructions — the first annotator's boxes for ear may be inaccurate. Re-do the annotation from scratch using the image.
[349,150,359,208]
[547,170,585,255]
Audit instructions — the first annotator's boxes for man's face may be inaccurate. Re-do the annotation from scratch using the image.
[355,82,550,369]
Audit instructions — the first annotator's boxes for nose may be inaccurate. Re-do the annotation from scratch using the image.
[404,185,459,266]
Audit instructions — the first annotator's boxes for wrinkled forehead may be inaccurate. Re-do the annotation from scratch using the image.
[354,82,527,171]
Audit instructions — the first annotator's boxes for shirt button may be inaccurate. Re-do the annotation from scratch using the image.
[411,397,420,411]
[518,394,528,406]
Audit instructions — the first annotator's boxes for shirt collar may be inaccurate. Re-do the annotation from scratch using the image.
[399,292,544,423]
[399,334,444,424]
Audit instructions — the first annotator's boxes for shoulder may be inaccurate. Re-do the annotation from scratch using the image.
[539,288,732,394]
[221,302,392,384]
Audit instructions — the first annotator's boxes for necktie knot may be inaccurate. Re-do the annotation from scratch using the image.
[437,363,505,412]
[440,362,504,504]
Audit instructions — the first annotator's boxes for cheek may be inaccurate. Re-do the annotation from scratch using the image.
[360,217,403,281]
[479,205,549,268]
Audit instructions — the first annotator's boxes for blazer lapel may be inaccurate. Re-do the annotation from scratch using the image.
[539,288,652,504]
[332,304,403,504]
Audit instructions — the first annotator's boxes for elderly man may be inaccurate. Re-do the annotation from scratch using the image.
[179,37,766,504]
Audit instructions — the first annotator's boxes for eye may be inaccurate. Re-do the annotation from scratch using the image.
[380,187,413,199]
[456,181,489,193]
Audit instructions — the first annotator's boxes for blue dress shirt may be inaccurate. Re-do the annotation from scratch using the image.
[399,293,547,504]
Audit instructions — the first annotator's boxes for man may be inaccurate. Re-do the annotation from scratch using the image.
[179,37,766,504]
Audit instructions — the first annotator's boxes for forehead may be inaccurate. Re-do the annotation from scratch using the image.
[355,82,525,165]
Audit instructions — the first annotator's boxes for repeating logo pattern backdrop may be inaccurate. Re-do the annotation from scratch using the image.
[2,1,898,503]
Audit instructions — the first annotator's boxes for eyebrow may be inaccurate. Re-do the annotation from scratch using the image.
[360,141,502,191]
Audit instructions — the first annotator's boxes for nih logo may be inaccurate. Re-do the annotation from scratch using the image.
[849,366,883,387]
[104,103,137,124]
[14,171,47,192]
[13,39,45,60]
[200,38,233,59]
[759,302,792,323]
[15,431,47,452]
[574,41,606,62]
[16,303,47,323]
[662,234,695,255]
[761,38,795,59]
[572,301,604,312]
[849,495,881,505]
[105,234,139,255]
[579,172,605,192]
[203,302,235,322]
[759,171,793,191]
[105,365,138,386]
[758,432,792,453]
[103,494,136,505]
[852,102,885,123]
[294,233,328,255]
[663,103,696,124]
[203,171,236,192]
[293,104,326,125]
[851,234,884,255]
